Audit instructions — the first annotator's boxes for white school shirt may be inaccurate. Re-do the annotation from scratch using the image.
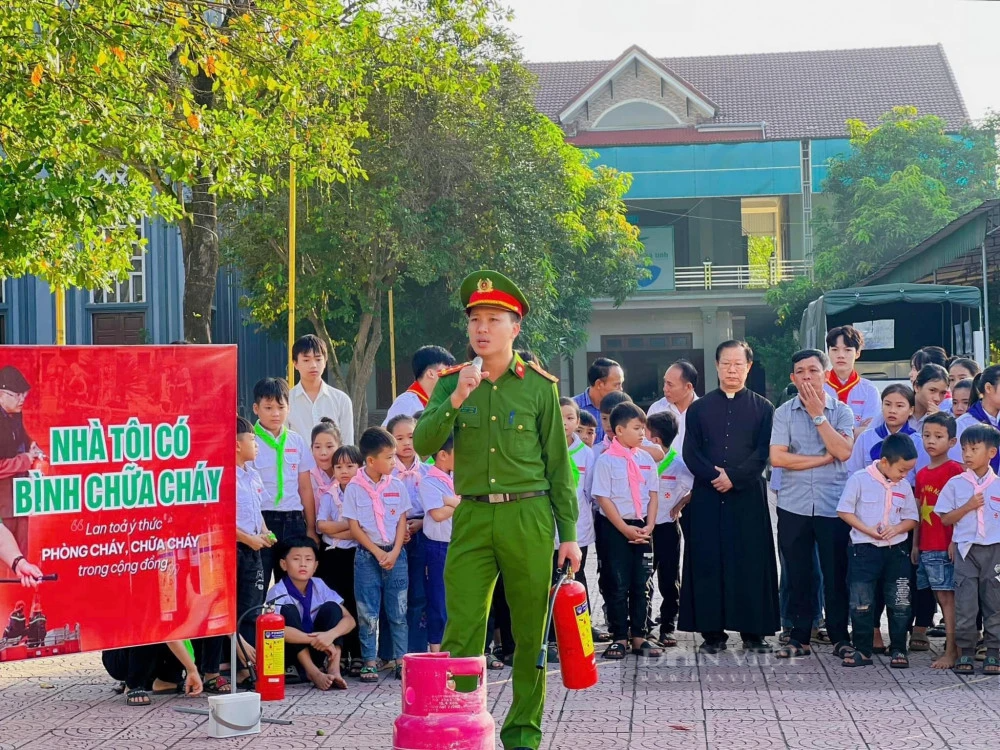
[393,460,430,518]
[267,578,344,621]
[313,478,357,550]
[419,473,455,543]
[654,449,694,525]
[382,391,425,426]
[252,427,315,512]
[824,377,881,431]
[287,380,355,446]
[934,471,1000,559]
[646,396,697,453]
[236,464,266,536]
[342,474,411,547]
[836,467,919,547]
[556,436,596,549]
[591,448,659,521]
[846,425,918,484]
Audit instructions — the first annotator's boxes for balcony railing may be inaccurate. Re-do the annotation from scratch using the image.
[673,258,813,291]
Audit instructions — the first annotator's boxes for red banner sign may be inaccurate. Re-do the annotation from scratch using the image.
[0,346,237,662]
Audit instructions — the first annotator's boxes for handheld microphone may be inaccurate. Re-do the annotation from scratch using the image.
[471,356,483,371]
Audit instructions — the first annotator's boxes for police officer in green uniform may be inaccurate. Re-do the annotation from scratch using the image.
[413,270,581,750]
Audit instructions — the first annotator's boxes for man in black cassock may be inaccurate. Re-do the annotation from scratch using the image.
[679,340,778,654]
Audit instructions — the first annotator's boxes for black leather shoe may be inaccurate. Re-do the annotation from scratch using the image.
[698,640,727,654]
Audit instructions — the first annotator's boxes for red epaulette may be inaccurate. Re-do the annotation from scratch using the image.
[438,362,469,377]
[527,360,559,383]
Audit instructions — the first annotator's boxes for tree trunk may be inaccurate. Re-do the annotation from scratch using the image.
[179,174,218,343]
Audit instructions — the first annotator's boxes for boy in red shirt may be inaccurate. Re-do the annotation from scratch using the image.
[913,412,963,669]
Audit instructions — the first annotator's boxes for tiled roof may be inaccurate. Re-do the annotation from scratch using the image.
[527,45,970,141]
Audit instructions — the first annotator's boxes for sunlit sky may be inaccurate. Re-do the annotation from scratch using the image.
[503,0,998,120]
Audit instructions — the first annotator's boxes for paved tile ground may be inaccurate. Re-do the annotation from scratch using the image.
[4,494,1000,749]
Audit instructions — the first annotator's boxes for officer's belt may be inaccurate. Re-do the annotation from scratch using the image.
[463,491,548,504]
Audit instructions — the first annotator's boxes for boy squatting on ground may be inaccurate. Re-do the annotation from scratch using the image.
[267,537,356,690]
[935,423,1000,675]
[836,433,919,668]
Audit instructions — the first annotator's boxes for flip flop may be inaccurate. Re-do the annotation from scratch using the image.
[833,641,853,659]
[202,676,231,694]
[112,681,126,695]
[359,667,379,683]
[485,652,505,670]
[889,651,910,669]
[842,649,873,668]
[592,628,612,643]
[125,689,151,707]
[658,632,678,648]
[632,640,663,658]
[909,635,931,652]
[349,658,363,678]
[775,640,811,659]
[602,642,627,660]
[983,655,1000,675]
[954,655,975,674]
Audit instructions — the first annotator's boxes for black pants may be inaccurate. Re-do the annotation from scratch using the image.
[490,574,515,656]
[318,546,361,661]
[102,645,182,690]
[596,515,653,641]
[236,544,265,644]
[650,520,681,636]
[848,541,913,656]
[777,509,850,646]
[195,637,225,674]
[260,511,307,586]
[548,547,590,642]
[281,601,346,676]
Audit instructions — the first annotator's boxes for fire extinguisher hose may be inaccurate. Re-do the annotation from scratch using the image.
[536,564,570,670]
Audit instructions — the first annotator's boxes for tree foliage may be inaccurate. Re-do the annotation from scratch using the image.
[758,107,1000,392]
[223,49,643,429]
[0,0,499,340]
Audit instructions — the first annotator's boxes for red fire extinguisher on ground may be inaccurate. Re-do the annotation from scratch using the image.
[255,603,285,701]
[538,564,599,690]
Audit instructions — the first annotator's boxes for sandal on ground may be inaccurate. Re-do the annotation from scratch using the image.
[658,632,678,648]
[778,629,791,645]
[349,658,363,678]
[954,655,976,674]
[602,642,627,660]
[842,650,873,668]
[927,625,946,638]
[394,665,403,680]
[833,641,853,659]
[202,676,231,694]
[983,655,1000,675]
[376,658,395,672]
[977,645,987,661]
[485,652,505,670]
[909,634,931,652]
[632,640,663,658]
[112,681,126,695]
[812,627,832,645]
[775,640,811,659]
[592,628,612,643]
[359,667,379,683]
[125,689,151,707]
[890,651,910,669]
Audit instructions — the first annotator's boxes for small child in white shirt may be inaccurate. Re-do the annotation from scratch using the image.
[836,433,919,668]
[591,402,660,661]
[936,423,1000,675]
[645,411,693,647]
[419,435,457,653]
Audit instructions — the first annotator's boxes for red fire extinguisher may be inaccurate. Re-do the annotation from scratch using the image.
[538,565,599,690]
[255,603,285,701]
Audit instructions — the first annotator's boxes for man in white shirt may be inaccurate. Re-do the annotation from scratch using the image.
[382,346,456,426]
[286,335,355,445]
[647,359,698,452]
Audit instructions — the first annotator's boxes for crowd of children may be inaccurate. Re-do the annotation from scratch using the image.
[107,329,1000,704]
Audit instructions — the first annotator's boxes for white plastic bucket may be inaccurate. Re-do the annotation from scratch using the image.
[207,692,262,738]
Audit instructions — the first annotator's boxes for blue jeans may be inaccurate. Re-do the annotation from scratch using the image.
[377,533,427,658]
[424,537,449,645]
[356,547,408,662]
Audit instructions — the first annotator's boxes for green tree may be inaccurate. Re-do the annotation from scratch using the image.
[224,53,643,430]
[757,107,999,393]
[0,0,495,341]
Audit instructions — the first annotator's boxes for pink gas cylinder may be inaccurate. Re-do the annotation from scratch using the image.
[393,652,495,750]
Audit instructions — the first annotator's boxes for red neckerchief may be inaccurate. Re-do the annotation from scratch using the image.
[827,370,860,404]
[405,381,430,407]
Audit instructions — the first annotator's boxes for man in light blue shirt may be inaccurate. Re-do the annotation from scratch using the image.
[572,357,624,444]
[770,349,855,657]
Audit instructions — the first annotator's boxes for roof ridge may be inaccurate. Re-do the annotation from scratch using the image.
[933,43,971,122]
[525,43,946,67]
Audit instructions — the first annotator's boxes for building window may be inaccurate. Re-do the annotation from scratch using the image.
[92,312,146,345]
[91,219,146,304]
